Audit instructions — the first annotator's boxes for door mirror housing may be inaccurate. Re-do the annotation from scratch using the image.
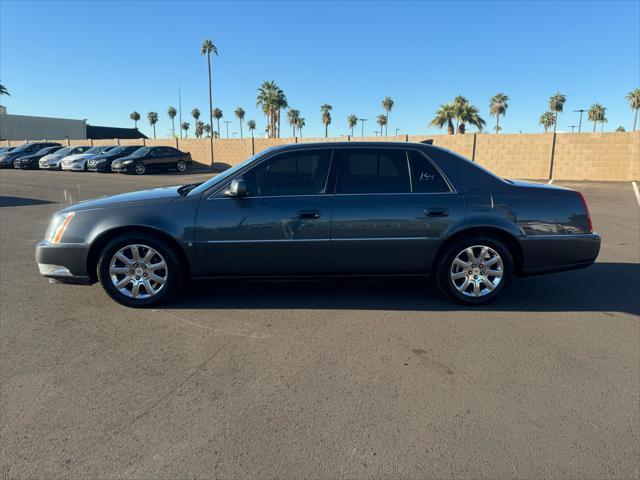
[225,178,248,197]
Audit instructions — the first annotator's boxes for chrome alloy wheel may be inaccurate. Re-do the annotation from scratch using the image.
[450,245,503,297]
[109,244,168,299]
[176,160,187,172]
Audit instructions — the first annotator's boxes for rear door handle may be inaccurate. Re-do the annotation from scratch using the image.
[425,208,449,217]
[297,210,321,219]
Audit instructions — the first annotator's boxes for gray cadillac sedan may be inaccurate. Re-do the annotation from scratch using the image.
[36,142,600,307]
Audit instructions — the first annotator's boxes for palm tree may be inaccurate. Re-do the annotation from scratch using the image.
[382,97,394,136]
[430,103,456,135]
[615,126,626,132]
[626,88,640,131]
[181,121,190,137]
[588,104,606,132]
[456,103,486,134]
[195,121,204,138]
[548,92,566,133]
[376,114,388,136]
[539,111,555,132]
[201,40,218,156]
[347,114,358,136]
[489,93,509,133]
[234,107,245,138]
[167,106,177,137]
[147,112,159,138]
[212,108,223,136]
[247,119,256,138]
[191,108,200,134]
[203,123,212,138]
[257,81,280,137]
[287,109,300,137]
[130,111,140,129]
[296,117,305,138]
[453,95,469,132]
[0,83,9,96]
[321,103,333,137]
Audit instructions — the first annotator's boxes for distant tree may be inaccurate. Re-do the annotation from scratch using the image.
[247,119,256,138]
[234,107,245,138]
[430,103,456,135]
[376,114,388,136]
[191,108,201,135]
[382,97,394,136]
[539,111,555,132]
[287,108,300,137]
[347,114,358,136]
[548,92,566,133]
[147,111,159,138]
[256,81,287,137]
[489,93,509,133]
[456,103,486,134]
[167,106,177,137]
[626,88,640,132]
[588,104,606,132]
[321,103,333,137]
[201,39,218,150]
[0,83,9,96]
[615,125,626,132]
[296,117,305,138]
[181,121,190,137]
[195,121,204,138]
[212,108,223,136]
[203,123,212,137]
[130,111,140,129]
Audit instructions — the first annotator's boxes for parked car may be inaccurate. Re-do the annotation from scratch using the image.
[111,146,192,175]
[86,145,145,172]
[61,145,117,171]
[0,146,16,153]
[36,142,601,308]
[15,145,64,169]
[0,142,61,168]
[39,146,92,170]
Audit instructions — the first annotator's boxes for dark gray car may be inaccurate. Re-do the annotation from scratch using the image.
[36,142,600,307]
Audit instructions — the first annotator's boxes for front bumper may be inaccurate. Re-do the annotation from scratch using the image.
[87,162,111,172]
[40,162,61,169]
[35,241,92,285]
[61,163,85,171]
[111,163,133,173]
[519,233,601,276]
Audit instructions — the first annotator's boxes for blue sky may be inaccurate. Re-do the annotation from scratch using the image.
[1,0,638,138]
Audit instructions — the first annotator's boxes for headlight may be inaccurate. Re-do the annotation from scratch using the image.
[122,160,133,165]
[46,212,75,243]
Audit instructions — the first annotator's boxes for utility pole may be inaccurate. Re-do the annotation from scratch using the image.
[395,128,400,135]
[224,121,232,138]
[573,109,587,133]
[178,82,183,139]
[358,118,368,138]
[568,124,578,133]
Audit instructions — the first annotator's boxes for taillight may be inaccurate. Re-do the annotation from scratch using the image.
[578,192,593,233]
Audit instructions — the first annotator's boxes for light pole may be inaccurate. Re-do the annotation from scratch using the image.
[573,109,587,133]
[395,128,400,135]
[224,121,232,138]
[232,132,238,138]
[373,131,379,137]
[358,118,368,138]
[568,124,578,133]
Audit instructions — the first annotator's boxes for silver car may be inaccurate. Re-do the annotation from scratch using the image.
[39,146,92,170]
[61,146,117,171]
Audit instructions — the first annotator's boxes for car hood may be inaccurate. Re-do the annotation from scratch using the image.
[63,153,95,162]
[17,153,39,161]
[112,155,143,164]
[61,185,185,212]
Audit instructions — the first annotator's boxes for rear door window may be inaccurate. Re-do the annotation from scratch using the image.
[407,150,451,193]
[336,148,410,194]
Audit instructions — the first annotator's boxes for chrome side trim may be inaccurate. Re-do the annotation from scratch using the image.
[205,237,427,244]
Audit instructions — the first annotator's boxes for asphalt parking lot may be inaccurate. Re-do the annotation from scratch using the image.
[1,169,638,479]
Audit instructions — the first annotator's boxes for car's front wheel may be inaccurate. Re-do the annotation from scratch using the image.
[134,162,146,175]
[97,234,182,307]
[176,159,187,172]
[436,235,513,305]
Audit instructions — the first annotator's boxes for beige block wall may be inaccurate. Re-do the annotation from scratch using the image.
[474,133,553,180]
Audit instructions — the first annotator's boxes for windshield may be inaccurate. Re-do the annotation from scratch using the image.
[130,147,151,157]
[105,146,126,155]
[36,147,56,155]
[84,146,106,154]
[188,151,267,196]
[54,147,72,156]
[12,143,33,152]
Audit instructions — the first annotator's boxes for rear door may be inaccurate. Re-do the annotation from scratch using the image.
[330,147,465,273]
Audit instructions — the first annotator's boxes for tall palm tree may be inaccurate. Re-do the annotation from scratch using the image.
[489,93,509,133]
[453,95,469,132]
[430,103,456,134]
[321,103,333,137]
[247,119,256,138]
[548,92,566,133]
[167,106,177,137]
[181,121,190,137]
[195,121,204,138]
[347,114,358,137]
[234,107,245,138]
[456,103,486,134]
[147,112,159,138]
[130,111,140,129]
[287,108,300,137]
[296,117,305,138]
[203,123,211,138]
[376,114,388,136]
[257,81,281,138]
[626,88,640,131]
[539,111,555,132]
[0,83,9,96]
[588,104,606,132]
[201,40,218,156]
[212,108,223,137]
[191,108,200,134]
[382,97,394,136]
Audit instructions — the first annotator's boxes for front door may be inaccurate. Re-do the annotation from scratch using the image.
[194,148,334,275]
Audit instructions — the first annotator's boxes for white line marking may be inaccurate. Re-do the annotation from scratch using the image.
[547,179,554,184]
[632,181,640,207]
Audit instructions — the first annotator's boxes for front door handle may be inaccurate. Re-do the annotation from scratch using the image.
[297,210,321,219]
[425,207,449,217]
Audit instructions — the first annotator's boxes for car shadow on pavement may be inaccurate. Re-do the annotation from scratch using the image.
[0,196,55,207]
[166,262,640,314]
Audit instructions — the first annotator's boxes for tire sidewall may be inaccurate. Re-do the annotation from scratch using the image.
[437,235,513,305]
[97,234,181,308]
[134,162,146,175]
[176,160,187,172]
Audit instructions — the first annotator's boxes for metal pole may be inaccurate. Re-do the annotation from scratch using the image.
[359,118,368,139]
[178,82,183,139]
[574,109,586,133]
[224,121,232,138]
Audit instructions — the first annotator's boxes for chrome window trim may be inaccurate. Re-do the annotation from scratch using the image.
[406,147,457,193]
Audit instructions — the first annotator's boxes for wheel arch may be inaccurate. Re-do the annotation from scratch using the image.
[86,226,191,283]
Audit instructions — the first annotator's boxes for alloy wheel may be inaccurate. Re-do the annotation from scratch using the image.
[109,244,168,299]
[450,245,503,297]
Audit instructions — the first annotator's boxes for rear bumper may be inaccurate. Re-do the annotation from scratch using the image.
[35,241,92,285]
[519,233,601,276]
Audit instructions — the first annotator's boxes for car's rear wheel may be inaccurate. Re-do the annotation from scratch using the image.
[176,159,187,172]
[97,234,182,307]
[436,235,513,305]
[134,162,146,175]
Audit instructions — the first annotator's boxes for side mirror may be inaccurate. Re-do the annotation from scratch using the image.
[225,178,248,197]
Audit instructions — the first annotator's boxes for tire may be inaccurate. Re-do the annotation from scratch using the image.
[176,159,187,173]
[436,235,513,305]
[97,233,182,308]
[134,162,146,175]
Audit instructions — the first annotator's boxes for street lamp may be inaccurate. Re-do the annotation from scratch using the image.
[573,109,587,133]
[568,125,578,133]
[395,128,400,135]
[232,132,238,138]
[223,121,232,138]
[358,118,368,138]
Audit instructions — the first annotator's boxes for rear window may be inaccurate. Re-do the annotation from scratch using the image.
[408,150,450,193]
